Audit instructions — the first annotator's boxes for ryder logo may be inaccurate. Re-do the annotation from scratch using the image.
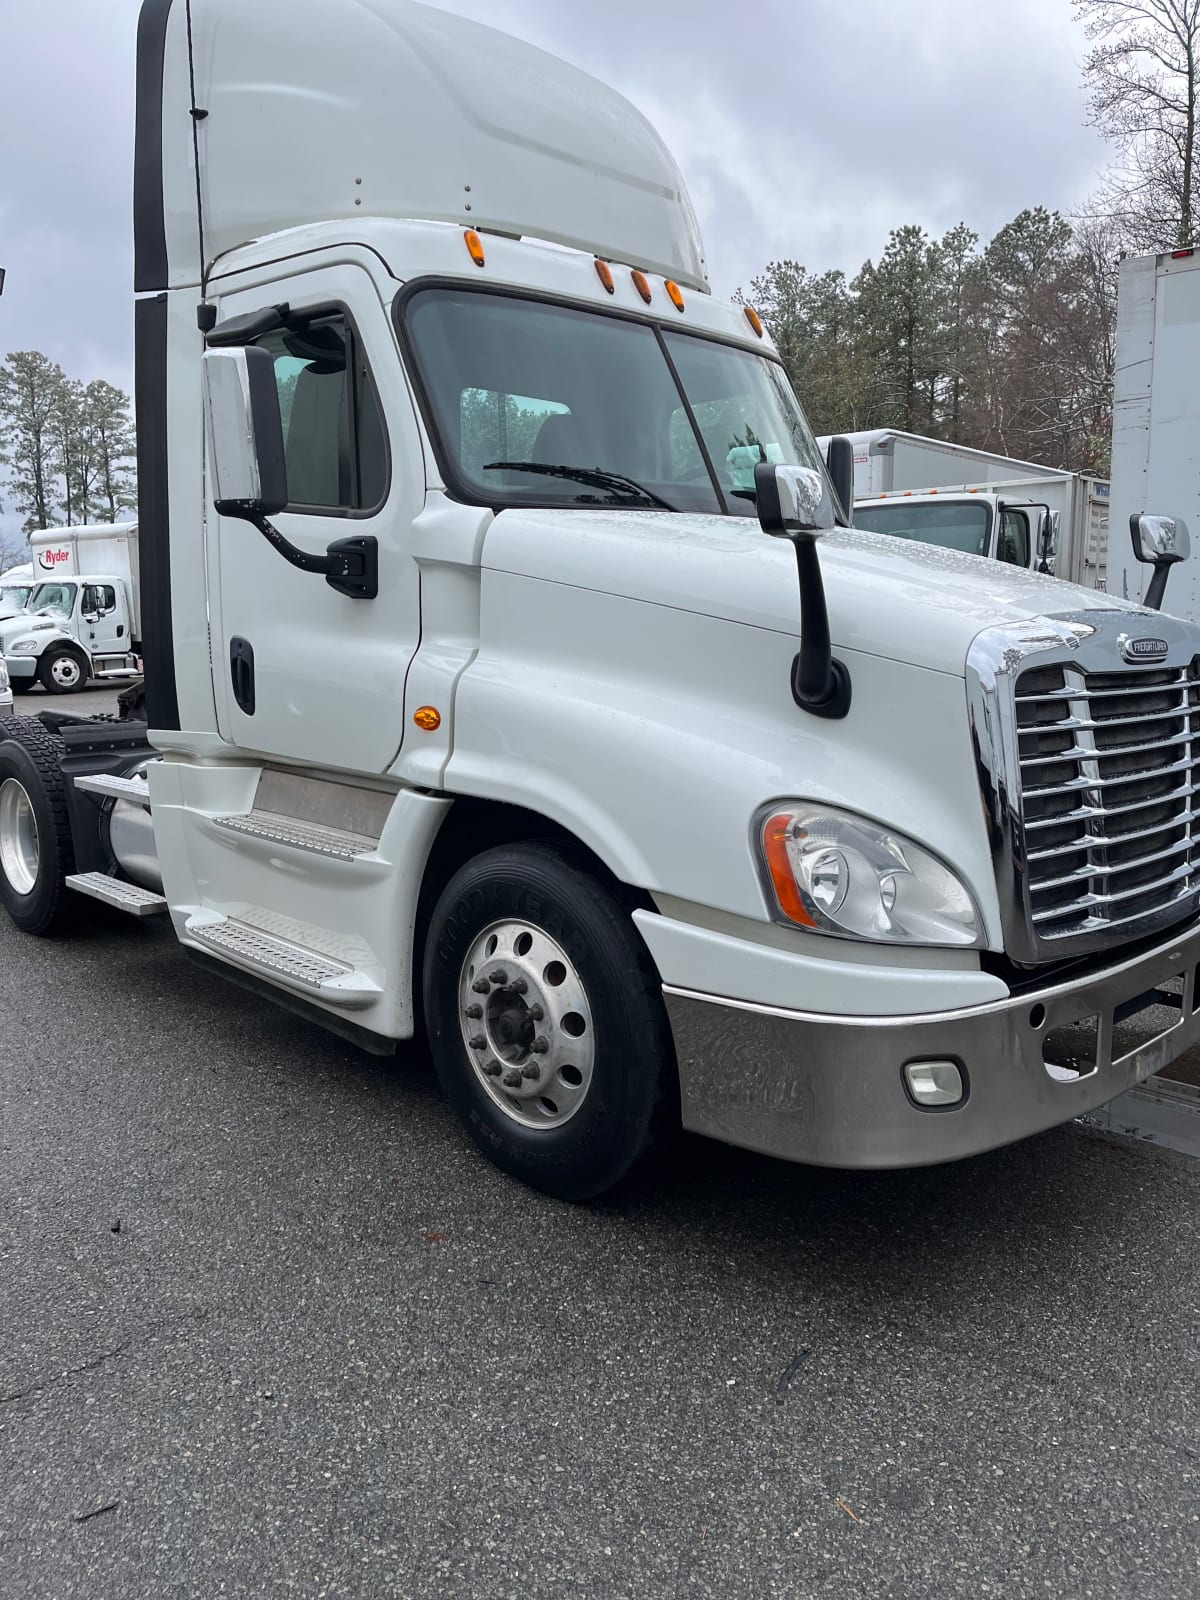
[38,548,71,571]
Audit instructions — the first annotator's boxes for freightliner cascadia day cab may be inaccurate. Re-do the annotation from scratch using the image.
[1,0,1199,1200]
[0,524,143,695]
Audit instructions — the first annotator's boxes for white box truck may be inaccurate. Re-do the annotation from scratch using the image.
[818,429,1111,588]
[0,523,142,694]
[0,0,1198,1200]
[1110,248,1200,615]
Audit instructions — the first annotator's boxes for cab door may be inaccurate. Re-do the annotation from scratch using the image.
[207,260,424,773]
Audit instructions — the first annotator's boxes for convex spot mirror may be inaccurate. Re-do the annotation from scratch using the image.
[202,345,289,520]
[754,463,837,539]
[1132,513,1190,567]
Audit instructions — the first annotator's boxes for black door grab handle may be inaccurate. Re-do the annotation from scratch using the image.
[230,636,255,716]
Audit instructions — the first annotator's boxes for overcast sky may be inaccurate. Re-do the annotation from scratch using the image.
[0,0,1108,537]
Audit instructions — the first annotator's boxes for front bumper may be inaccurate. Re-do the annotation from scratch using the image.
[4,657,37,682]
[665,916,1200,1167]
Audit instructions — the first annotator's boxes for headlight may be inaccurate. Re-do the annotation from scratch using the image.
[0,659,8,688]
[756,803,984,948]
[8,640,42,655]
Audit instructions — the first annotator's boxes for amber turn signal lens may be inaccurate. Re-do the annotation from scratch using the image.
[464,230,486,268]
[413,706,442,731]
[631,270,652,304]
[664,280,685,312]
[761,812,816,928]
[594,259,615,294]
[744,306,764,338]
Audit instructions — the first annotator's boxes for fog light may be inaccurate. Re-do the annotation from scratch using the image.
[904,1060,964,1107]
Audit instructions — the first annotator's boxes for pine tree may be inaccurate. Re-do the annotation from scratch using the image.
[0,351,66,531]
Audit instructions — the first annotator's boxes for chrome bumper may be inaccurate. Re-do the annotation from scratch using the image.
[664,917,1200,1168]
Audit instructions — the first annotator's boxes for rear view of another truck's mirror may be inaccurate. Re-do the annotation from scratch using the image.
[203,345,289,519]
[1132,512,1191,610]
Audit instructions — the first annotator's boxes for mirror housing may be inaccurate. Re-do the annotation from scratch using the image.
[754,464,837,538]
[825,436,855,523]
[202,345,288,519]
[1037,510,1058,574]
[1132,513,1190,611]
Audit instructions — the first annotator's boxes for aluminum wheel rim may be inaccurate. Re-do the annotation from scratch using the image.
[49,655,81,688]
[0,778,40,896]
[458,919,595,1130]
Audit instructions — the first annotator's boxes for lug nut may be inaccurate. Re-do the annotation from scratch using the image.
[531,1036,549,1055]
[465,1003,483,1019]
[529,1004,544,1021]
[490,971,509,986]
[509,978,528,995]
[483,1059,502,1077]
[502,1069,522,1089]
[472,979,490,994]
[468,1035,486,1050]
[521,1063,541,1080]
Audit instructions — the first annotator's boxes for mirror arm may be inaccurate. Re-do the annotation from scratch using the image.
[1144,563,1171,612]
[246,512,379,600]
[788,535,852,719]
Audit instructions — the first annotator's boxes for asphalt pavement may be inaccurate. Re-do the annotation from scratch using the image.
[1,682,1199,1597]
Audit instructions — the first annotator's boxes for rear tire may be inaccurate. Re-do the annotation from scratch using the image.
[0,718,75,933]
[423,843,676,1200]
[38,646,89,695]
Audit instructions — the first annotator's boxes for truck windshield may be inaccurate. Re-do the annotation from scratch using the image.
[0,587,30,610]
[402,287,827,517]
[29,581,77,617]
[853,501,990,558]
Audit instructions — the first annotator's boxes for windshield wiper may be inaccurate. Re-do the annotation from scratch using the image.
[484,461,677,511]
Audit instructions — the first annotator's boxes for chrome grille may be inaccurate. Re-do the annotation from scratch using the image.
[1015,658,1200,943]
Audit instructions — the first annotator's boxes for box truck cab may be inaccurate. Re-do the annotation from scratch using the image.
[0,0,1199,1201]
[0,524,142,693]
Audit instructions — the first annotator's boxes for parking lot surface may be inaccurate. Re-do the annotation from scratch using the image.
[2,888,1200,1600]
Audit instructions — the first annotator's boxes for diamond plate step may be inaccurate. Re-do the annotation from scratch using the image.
[185,915,380,1006]
[66,872,167,916]
[74,773,150,802]
[212,809,377,861]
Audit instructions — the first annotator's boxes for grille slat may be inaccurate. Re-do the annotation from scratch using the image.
[1016,658,1200,943]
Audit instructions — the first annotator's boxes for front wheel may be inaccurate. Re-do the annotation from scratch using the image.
[423,843,676,1200]
[38,646,89,694]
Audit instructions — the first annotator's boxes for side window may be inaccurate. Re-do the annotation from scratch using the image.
[999,509,1031,568]
[83,584,117,615]
[254,313,388,512]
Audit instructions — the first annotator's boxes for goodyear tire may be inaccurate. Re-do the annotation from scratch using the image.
[0,718,75,934]
[424,843,676,1201]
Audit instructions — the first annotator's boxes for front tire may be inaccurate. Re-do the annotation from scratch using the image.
[38,646,89,695]
[0,718,75,933]
[423,843,676,1200]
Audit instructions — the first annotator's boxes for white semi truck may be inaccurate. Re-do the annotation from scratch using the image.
[0,524,142,694]
[818,429,1111,588]
[0,0,1198,1200]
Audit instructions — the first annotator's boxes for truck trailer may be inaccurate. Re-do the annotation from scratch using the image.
[1,0,1199,1200]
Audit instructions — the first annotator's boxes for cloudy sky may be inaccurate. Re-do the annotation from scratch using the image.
[0,0,1107,534]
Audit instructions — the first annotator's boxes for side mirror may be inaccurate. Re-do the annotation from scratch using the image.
[1132,513,1190,611]
[202,345,288,519]
[824,436,855,523]
[754,464,837,539]
[1037,510,1058,575]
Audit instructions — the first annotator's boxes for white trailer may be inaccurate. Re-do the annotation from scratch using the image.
[0,524,142,694]
[1110,248,1200,616]
[0,0,1199,1200]
[821,429,1065,500]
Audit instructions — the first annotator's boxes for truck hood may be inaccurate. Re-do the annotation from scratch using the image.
[483,508,1128,674]
[0,611,67,646]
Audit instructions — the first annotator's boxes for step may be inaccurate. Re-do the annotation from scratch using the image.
[212,809,377,862]
[74,773,150,803]
[66,872,167,916]
[185,914,380,1007]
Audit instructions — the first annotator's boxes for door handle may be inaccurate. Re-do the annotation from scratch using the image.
[230,636,255,716]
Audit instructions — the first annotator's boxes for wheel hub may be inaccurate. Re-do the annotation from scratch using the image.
[458,920,594,1130]
[0,778,40,897]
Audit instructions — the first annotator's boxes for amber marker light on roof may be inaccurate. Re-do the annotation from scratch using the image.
[464,230,486,267]
[413,706,442,731]
[744,306,764,338]
[594,259,615,293]
[664,280,685,312]
[631,270,652,304]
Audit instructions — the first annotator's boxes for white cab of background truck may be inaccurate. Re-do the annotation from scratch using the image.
[821,429,1112,588]
[0,523,141,694]
[1111,248,1200,617]
[0,0,1198,1202]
